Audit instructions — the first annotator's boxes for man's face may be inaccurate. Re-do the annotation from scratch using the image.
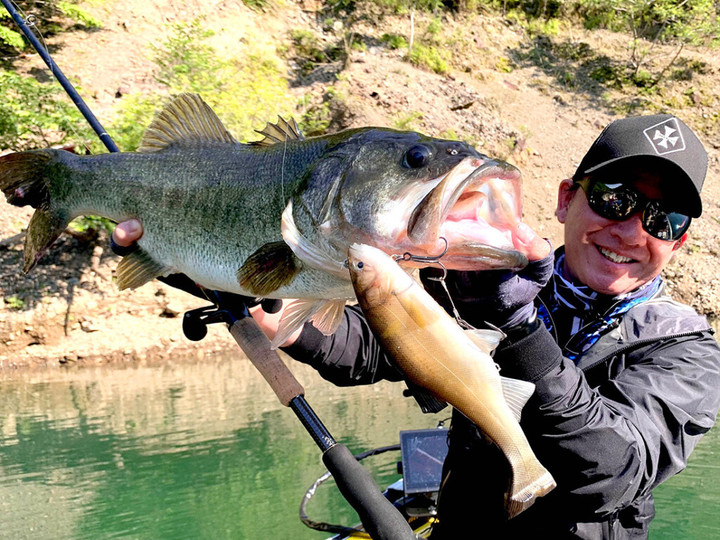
[556,170,687,295]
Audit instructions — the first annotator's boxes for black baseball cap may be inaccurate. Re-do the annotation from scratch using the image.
[573,114,708,217]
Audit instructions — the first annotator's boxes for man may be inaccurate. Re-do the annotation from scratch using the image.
[113,114,720,538]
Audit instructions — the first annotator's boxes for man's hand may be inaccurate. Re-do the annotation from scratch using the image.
[421,222,553,330]
[110,219,290,337]
[513,222,552,263]
[110,219,143,256]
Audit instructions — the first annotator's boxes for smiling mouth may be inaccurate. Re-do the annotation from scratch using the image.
[598,246,636,264]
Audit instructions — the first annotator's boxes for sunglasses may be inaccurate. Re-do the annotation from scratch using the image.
[575,177,691,241]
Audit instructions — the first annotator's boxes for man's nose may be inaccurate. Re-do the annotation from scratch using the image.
[608,213,646,244]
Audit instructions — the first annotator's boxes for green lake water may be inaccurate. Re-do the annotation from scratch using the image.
[0,352,718,539]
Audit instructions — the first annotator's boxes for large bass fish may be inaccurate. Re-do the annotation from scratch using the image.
[347,243,556,518]
[0,93,527,346]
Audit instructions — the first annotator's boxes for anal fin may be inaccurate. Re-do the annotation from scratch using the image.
[499,376,536,422]
[116,248,172,290]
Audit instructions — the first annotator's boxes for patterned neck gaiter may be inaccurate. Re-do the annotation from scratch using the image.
[537,251,663,361]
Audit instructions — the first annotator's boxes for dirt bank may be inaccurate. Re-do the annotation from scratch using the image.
[1,1,719,368]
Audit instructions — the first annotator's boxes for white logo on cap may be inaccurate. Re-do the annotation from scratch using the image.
[643,117,686,155]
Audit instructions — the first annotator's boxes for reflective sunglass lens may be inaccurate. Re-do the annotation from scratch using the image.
[588,182,637,220]
[643,208,672,240]
[642,202,690,241]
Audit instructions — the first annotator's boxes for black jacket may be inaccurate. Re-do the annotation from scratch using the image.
[283,279,720,539]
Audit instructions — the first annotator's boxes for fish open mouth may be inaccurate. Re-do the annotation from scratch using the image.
[406,157,528,270]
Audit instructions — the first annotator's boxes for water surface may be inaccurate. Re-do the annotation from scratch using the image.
[0,354,717,539]
[0,355,443,539]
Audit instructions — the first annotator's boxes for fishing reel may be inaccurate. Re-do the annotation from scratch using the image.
[181,294,283,341]
[182,305,234,341]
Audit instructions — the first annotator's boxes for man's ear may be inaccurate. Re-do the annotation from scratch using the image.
[673,233,688,251]
[556,178,575,224]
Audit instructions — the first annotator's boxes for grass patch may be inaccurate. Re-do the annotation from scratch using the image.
[393,111,424,131]
[407,43,449,74]
[4,296,26,311]
[381,33,408,49]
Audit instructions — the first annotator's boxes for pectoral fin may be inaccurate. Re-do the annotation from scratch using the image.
[464,327,504,355]
[281,201,347,278]
[237,241,301,296]
[116,249,172,290]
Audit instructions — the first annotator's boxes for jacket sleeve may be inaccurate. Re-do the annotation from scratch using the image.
[495,322,720,521]
[281,305,404,386]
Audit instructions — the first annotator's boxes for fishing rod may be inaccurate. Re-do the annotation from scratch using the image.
[2,4,417,538]
[0,0,118,153]
[185,292,418,540]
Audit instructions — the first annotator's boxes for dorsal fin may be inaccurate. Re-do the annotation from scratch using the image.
[137,93,237,152]
[250,116,304,147]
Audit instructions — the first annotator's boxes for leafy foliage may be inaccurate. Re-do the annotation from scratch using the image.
[110,18,295,151]
[57,1,102,28]
[241,0,269,10]
[577,0,719,44]
[380,32,409,49]
[4,295,26,310]
[0,0,102,53]
[0,70,95,151]
[0,4,30,52]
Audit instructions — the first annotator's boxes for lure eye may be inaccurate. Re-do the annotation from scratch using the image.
[404,145,431,168]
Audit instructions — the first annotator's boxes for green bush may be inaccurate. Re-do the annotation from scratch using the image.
[57,1,102,28]
[0,21,24,51]
[108,94,158,152]
[393,111,424,131]
[407,43,449,74]
[0,0,103,53]
[242,0,269,10]
[380,33,409,49]
[0,70,95,151]
[112,18,295,147]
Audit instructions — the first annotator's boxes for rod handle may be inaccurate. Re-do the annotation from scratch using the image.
[323,444,418,540]
[229,317,304,406]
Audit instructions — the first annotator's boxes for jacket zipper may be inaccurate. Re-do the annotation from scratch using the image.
[578,330,710,373]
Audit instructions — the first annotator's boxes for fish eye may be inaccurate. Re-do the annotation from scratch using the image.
[403,145,431,168]
[357,261,364,269]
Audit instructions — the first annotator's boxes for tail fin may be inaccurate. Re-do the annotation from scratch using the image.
[0,150,69,272]
[506,458,556,519]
